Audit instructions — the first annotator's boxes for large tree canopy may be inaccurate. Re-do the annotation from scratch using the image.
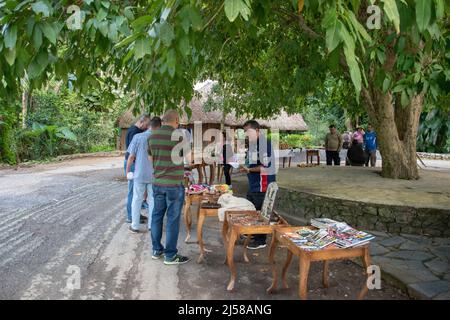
[1,0,449,179]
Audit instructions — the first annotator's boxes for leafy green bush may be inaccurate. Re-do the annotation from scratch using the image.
[417,109,449,153]
[281,133,314,149]
[15,123,77,161]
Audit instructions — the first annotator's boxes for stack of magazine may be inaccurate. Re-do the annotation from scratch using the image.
[284,218,375,251]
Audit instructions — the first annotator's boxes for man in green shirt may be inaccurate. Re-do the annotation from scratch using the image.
[324,124,342,166]
[148,109,190,265]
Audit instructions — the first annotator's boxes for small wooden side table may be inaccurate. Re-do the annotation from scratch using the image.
[267,226,372,300]
[197,205,220,263]
[221,210,288,291]
[183,193,203,243]
[306,149,320,165]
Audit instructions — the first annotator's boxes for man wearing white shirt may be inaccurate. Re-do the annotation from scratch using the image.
[126,117,162,233]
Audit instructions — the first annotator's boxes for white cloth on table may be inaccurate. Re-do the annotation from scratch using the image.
[217,193,256,222]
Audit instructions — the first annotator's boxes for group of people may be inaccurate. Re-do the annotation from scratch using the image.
[123,111,277,266]
[324,124,378,167]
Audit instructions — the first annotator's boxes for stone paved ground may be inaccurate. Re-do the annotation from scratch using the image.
[367,232,450,300]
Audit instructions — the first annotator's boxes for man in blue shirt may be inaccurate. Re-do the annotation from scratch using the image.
[241,120,276,250]
[124,115,151,223]
[364,124,378,167]
[126,117,161,232]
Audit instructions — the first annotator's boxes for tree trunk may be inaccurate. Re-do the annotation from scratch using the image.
[362,87,424,180]
[21,91,28,128]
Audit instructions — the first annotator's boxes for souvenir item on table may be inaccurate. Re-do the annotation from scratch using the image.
[283,218,375,251]
[184,170,194,183]
[210,184,232,194]
[260,182,278,221]
[217,194,256,222]
[228,214,266,226]
[284,228,337,251]
[188,184,209,194]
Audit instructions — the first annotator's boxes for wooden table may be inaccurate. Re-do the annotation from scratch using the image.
[197,205,219,263]
[306,149,320,165]
[266,226,372,300]
[221,210,288,291]
[183,193,203,243]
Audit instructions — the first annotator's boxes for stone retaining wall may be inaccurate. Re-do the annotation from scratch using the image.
[275,188,450,237]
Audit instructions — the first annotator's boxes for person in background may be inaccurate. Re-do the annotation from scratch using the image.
[364,124,378,167]
[148,110,190,265]
[124,115,151,223]
[126,117,161,233]
[352,126,365,145]
[342,131,352,149]
[324,125,342,166]
[241,120,276,250]
[222,131,234,186]
[346,140,366,166]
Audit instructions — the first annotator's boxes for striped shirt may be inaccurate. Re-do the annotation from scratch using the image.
[148,125,184,187]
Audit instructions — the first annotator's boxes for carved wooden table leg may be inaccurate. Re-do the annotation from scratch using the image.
[298,253,311,300]
[358,247,372,300]
[222,218,229,265]
[183,196,192,243]
[226,229,239,291]
[282,250,293,289]
[266,233,278,294]
[323,260,329,288]
[197,208,207,263]
[243,234,251,263]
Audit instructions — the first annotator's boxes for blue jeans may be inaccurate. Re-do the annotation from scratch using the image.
[150,184,185,260]
[124,159,135,221]
[132,182,154,230]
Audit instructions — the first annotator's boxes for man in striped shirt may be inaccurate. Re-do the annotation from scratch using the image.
[148,110,190,265]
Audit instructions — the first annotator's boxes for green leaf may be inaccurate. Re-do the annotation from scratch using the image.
[56,127,77,141]
[347,11,372,43]
[4,24,17,49]
[27,51,48,79]
[41,22,57,44]
[434,0,444,19]
[134,37,151,59]
[31,1,50,17]
[114,32,141,48]
[325,17,341,53]
[338,22,355,52]
[97,8,108,21]
[124,7,134,20]
[415,0,431,32]
[382,77,391,93]
[188,6,203,31]
[98,21,109,37]
[381,0,400,34]
[131,15,153,30]
[159,22,174,46]
[343,44,361,96]
[32,24,43,49]
[108,23,118,41]
[4,47,16,65]
[224,0,251,22]
[178,35,190,56]
[401,90,409,107]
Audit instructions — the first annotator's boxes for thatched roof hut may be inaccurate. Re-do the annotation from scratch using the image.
[116,80,308,149]
[179,80,308,131]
